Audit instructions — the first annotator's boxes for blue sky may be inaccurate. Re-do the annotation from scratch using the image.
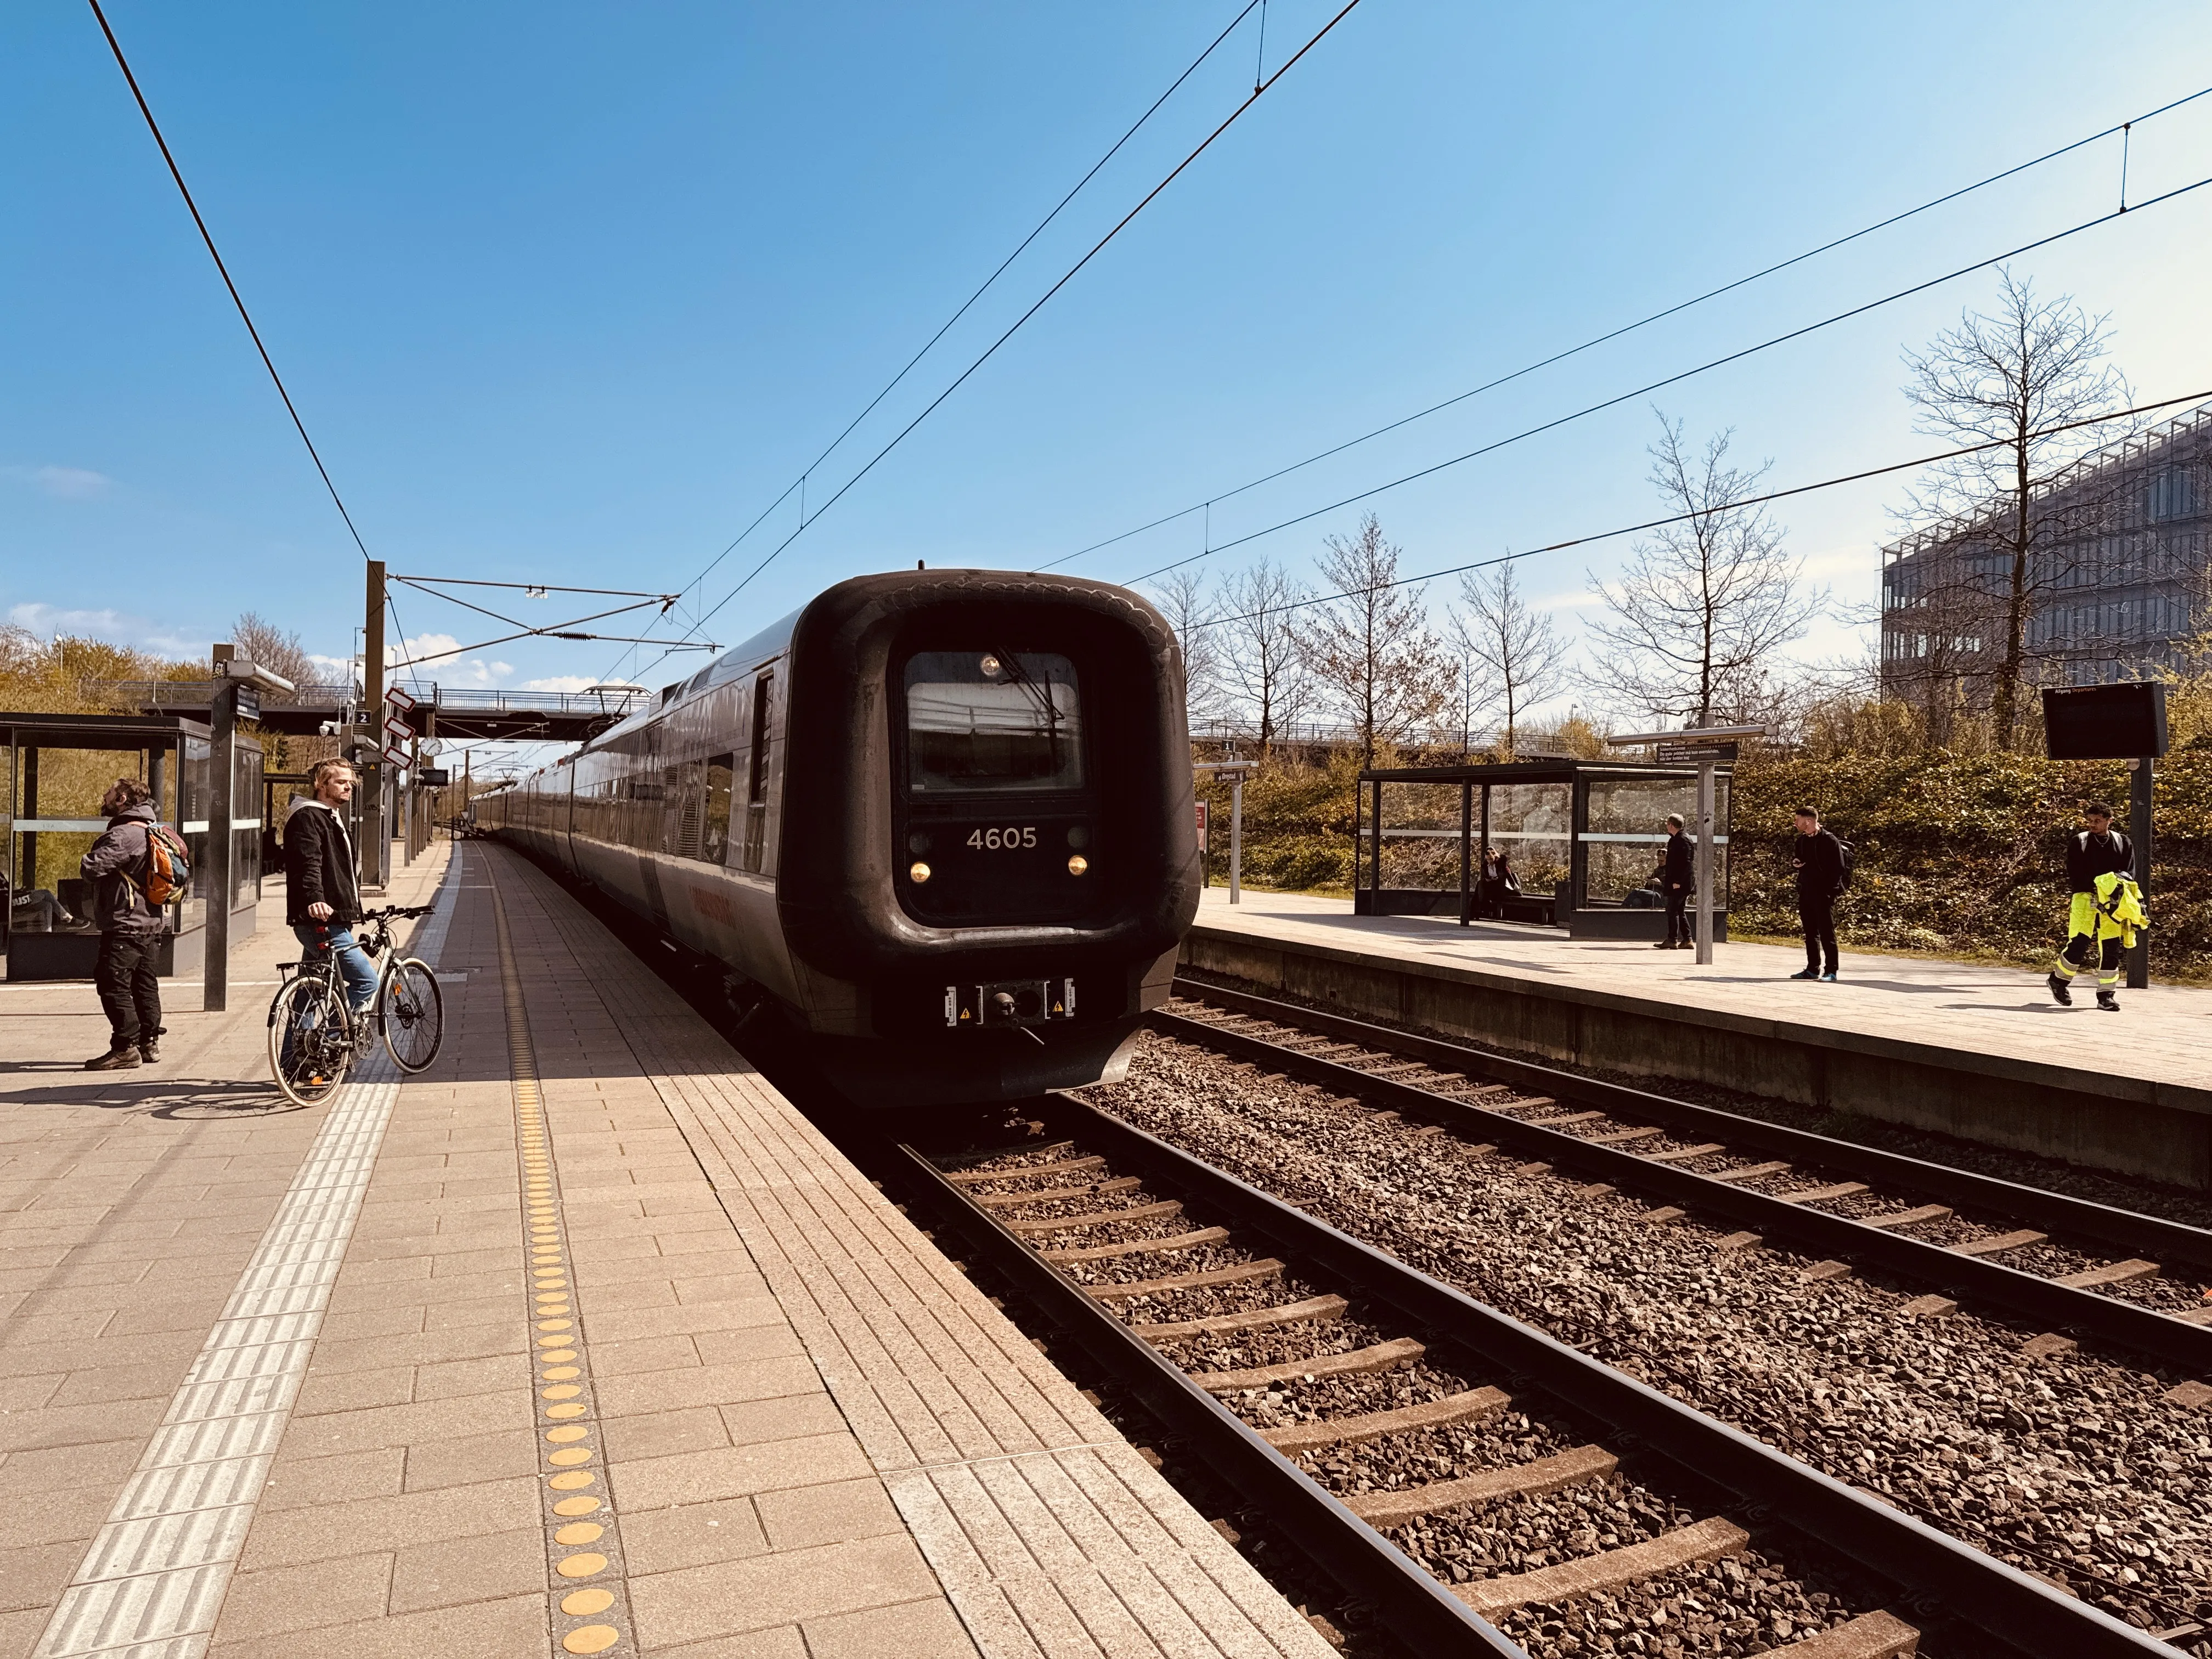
[8,1,2212,756]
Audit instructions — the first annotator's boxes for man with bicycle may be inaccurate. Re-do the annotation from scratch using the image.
[285,759,377,1020]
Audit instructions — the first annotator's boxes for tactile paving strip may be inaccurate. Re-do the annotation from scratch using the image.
[30,863,461,1659]
[490,874,639,1659]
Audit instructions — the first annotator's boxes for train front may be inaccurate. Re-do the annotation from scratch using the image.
[777,570,1201,1107]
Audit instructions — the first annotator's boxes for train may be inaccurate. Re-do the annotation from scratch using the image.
[476,568,1203,1107]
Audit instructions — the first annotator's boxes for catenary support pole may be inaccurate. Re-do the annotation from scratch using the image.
[361,560,386,891]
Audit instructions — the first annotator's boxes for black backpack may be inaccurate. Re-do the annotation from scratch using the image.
[1835,837,1856,890]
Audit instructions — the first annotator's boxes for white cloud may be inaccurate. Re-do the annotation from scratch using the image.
[3,464,114,500]
[521,675,602,694]
[394,633,515,687]
[7,602,210,659]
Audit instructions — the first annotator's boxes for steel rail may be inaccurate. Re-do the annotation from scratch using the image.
[1165,981,2212,1272]
[1172,979,2212,1273]
[891,1141,1533,1659]
[1024,1097,2173,1658]
[1161,985,2212,1370]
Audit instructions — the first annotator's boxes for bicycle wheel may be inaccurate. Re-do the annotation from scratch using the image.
[380,957,444,1074]
[268,975,354,1107]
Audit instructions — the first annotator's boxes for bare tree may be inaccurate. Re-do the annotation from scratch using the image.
[1148,570,1228,729]
[1895,269,2134,748]
[1450,559,1568,754]
[230,612,318,701]
[1301,515,1451,766]
[1584,414,1823,728]
[1219,558,1310,754]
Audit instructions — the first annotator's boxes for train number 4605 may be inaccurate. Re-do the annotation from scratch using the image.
[968,827,1037,850]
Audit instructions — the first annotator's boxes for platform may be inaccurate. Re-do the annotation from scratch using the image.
[0,843,1331,1658]
[1186,887,2212,1191]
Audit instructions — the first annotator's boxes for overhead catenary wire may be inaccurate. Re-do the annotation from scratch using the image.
[85,0,374,565]
[1184,389,2212,635]
[1128,168,2212,586]
[634,0,1370,684]
[603,0,1269,685]
[1042,83,2212,574]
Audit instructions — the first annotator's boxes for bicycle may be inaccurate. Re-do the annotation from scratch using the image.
[267,903,443,1105]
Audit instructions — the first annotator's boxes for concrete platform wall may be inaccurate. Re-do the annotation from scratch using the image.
[1183,926,2212,1192]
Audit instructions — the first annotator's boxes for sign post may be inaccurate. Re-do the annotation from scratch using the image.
[204,653,295,1012]
[1192,759,1256,905]
[2043,684,2167,992]
[1606,723,1769,966]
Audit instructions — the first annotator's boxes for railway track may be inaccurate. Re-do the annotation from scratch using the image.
[897,1099,2181,1659]
[1157,978,2212,1379]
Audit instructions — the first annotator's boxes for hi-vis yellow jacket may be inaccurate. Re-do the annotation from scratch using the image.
[2067,871,2148,947]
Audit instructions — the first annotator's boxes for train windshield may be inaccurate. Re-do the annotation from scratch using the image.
[904,651,1084,793]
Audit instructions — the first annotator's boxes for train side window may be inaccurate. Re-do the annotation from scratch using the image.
[702,753,735,864]
[743,672,772,872]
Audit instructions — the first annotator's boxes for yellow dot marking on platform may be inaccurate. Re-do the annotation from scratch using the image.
[490,862,634,1659]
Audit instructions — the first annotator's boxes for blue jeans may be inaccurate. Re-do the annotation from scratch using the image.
[294,923,379,1012]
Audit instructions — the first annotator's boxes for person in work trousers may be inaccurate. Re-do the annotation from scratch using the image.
[1790,805,1846,982]
[1656,813,1694,949]
[80,777,169,1070]
[285,759,379,1022]
[2049,800,2140,1012]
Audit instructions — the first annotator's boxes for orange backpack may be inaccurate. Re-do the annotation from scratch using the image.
[129,823,193,906]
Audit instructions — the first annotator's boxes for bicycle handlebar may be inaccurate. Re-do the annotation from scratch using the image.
[359,902,437,922]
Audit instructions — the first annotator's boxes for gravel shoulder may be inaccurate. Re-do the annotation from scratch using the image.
[1085,1032,2212,1645]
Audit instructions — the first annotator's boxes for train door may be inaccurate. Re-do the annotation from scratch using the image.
[742,671,772,872]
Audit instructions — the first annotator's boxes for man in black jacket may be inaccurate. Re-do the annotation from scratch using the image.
[1789,805,1846,982]
[285,760,378,1016]
[81,777,170,1068]
[1656,814,1694,949]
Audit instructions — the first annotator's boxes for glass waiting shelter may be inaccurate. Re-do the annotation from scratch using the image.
[2,711,263,980]
[1355,759,1732,940]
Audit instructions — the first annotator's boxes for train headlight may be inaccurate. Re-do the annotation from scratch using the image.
[910,861,932,883]
[979,654,1002,677]
[1067,855,1088,876]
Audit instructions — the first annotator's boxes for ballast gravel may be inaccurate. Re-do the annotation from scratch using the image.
[1088,1032,2212,1644]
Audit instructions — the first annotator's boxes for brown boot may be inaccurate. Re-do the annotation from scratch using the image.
[86,1047,142,1071]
